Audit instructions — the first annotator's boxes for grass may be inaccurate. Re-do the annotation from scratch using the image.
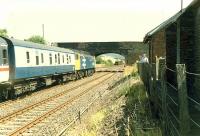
[124,83,161,136]
[89,109,107,130]
[80,109,108,136]
[124,64,140,78]
[116,67,161,136]
[79,65,161,136]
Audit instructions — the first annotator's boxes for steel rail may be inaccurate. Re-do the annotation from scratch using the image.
[57,73,128,136]
[8,73,115,136]
[0,73,108,123]
[0,73,104,108]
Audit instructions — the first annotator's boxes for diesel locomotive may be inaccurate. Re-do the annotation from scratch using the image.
[0,36,95,100]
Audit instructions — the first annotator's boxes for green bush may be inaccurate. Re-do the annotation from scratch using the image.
[96,57,114,66]
[27,35,46,44]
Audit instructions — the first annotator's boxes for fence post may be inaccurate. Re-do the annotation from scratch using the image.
[146,63,152,96]
[158,58,166,80]
[148,64,152,96]
[176,64,190,136]
[152,64,158,114]
[160,59,168,136]
[142,63,149,93]
[156,56,159,80]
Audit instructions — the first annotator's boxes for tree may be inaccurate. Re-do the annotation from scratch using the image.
[104,59,114,66]
[96,57,104,64]
[96,57,114,66]
[0,29,8,37]
[27,35,46,44]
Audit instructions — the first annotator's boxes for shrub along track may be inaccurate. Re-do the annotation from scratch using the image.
[0,72,120,136]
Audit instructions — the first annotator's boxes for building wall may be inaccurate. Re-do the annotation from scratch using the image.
[150,30,166,63]
[194,7,200,73]
[193,7,200,96]
[165,24,177,86]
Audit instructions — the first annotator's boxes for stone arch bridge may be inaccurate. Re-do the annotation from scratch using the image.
[56,42,147,64]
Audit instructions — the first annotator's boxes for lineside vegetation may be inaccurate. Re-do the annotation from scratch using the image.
[80,67,161,136]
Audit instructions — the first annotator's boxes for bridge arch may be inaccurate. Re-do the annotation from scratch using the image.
[56,42,147,64]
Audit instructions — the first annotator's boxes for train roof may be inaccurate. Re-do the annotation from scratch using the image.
[0,37,8,46]
[0,36,74,53]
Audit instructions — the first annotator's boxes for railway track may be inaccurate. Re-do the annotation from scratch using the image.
[0,72,106,109]
[96,65,125,72]
[0,73,108,120]
[0,73,115,136]
[57,73,127,136]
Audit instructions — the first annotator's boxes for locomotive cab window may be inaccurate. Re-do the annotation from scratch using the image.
[26,52,30,63]
[2,49,8,65]
[75,54,78,60]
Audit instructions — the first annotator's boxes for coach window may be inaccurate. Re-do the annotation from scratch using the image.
[2,49,8,65]
[49,53,52,64]
[62,55,64,63]
[36,55,39,65]
[58,53,60,64]
[26,52,30,63]
[66,54,69,64]
[41,53,44,63]
[55,54,57,63]
[69,56,71,63]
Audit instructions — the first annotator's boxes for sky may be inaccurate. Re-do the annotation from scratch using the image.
[0,0,193,43]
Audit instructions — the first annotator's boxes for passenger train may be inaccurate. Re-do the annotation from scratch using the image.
[0,36,95,100]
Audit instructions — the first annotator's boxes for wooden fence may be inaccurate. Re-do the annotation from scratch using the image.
[138,59,200,136]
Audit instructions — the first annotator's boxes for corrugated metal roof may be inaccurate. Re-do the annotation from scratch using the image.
[0,36,74,53]
[144,0,200,43]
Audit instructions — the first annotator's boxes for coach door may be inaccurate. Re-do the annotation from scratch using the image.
[75,53,80,71]
[0,45,9,82]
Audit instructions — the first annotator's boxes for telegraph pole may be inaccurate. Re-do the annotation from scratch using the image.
[42,24,44,39]
[177,0,183,64]
[181,0,183,12]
